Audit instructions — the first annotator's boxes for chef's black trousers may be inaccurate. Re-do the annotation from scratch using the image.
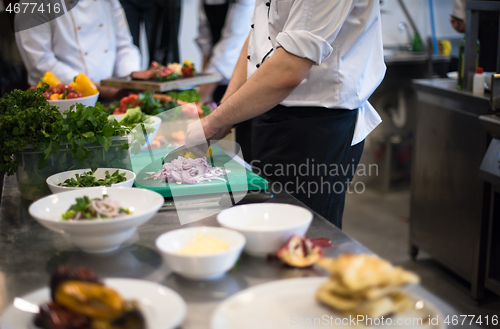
[249,105,364,229]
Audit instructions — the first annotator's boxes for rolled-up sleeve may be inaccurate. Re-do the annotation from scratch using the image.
[111,0,140,77]
[275,0,354,65]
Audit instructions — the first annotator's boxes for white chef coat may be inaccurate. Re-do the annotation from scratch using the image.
[247,0,386,145]
[15,0,140,86]
[196,0,255,81]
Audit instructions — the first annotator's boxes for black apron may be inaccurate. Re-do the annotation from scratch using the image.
[249,105,364,229]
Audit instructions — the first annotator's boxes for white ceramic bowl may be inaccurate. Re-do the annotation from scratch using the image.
[49,92,99,114]
[217,203,313,257]
[156,226,246,280]
[29,187,164,253]
[46,168,136,194]
[111,114,161,150]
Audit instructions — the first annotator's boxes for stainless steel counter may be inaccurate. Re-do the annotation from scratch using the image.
[0,174,472,328]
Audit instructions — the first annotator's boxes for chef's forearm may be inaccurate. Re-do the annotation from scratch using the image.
[221,35,250,102]
[208,47,313,128]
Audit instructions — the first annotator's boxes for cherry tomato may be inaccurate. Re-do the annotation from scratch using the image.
[43,92,50,99]
[48,86,55,93]
[54,83,65,94]
[66,85,74,93]
[29,86,36,90]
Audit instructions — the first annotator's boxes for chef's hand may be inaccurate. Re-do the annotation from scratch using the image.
[185,115,233,155]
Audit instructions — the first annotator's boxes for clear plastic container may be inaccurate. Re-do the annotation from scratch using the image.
[14,136,131,200]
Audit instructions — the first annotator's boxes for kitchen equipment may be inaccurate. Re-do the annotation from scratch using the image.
[217,203,313,257]
[156,226,246,280]
[478,114,500,297]
[132,146,268,197]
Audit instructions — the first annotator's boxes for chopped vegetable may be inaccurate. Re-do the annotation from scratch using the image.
[167,89,200,103]
[145,155,230,184]
[61,195,132,220]
[58,169,127,187]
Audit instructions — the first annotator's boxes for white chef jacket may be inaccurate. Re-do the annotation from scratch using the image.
[15,0,140,86]
[196,0,255,81]
[248,0,386,145]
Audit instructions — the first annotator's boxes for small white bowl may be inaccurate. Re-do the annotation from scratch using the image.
[29,187,164,253]
[156,226,246,280]
[49,92,99,114]
[217,203,313,257]
[46,168,136,194]
[111,114,161,150]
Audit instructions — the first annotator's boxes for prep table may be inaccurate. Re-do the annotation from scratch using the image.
[0,173,473,328]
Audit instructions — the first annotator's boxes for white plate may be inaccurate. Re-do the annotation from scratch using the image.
[0,278,186,329]
[211,277,444,329]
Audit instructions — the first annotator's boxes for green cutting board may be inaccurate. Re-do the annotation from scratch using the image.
[131,146,268,197]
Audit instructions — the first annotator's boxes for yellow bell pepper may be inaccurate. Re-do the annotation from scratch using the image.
[49,93,61,100]
[36,72,61,88]
[70,73,98,97]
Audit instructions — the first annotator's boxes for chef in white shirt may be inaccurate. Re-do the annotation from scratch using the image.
[186,0,386,228]
[15,0,140,99]
[196,0,255,103]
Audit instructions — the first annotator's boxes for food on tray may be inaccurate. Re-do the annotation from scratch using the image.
[34,265,146,329]
[145,155,229,185]
[61,195,132,220]
[58,169,127,188]
[315,254,420,318]
[30,72,98,99]
[131,60,196,81]
[177,234,230,255]
[276,235,324,268]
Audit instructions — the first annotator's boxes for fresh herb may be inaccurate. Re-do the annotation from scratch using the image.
[167,89,200,103]
[201,104,212,117]
[58,169,127,187]
[118,107,147,127]
[138,91,164,115]
[0,87,60,175]
[39,102,131,168]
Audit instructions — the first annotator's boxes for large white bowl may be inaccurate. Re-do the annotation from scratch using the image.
[49,92,99,114]
[29,187,164,253]
[46,168,136,194]
[217,203,313,257]
[156,226,246,280]
[111,114,161,150]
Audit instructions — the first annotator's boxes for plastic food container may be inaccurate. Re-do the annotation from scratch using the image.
[15,136,131,201]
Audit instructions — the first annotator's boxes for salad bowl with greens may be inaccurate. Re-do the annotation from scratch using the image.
[46,168,136,194]
[111,107,162,151]
[28,187,165,253]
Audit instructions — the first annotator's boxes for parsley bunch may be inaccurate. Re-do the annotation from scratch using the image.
[0,87,60,175]
[39,102,131,168]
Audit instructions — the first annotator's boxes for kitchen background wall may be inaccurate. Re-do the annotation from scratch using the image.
[174,0,464,71]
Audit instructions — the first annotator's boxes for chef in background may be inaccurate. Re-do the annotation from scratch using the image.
[196,0,255,160]
[15,0,140,100]
[186,0,386,228]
